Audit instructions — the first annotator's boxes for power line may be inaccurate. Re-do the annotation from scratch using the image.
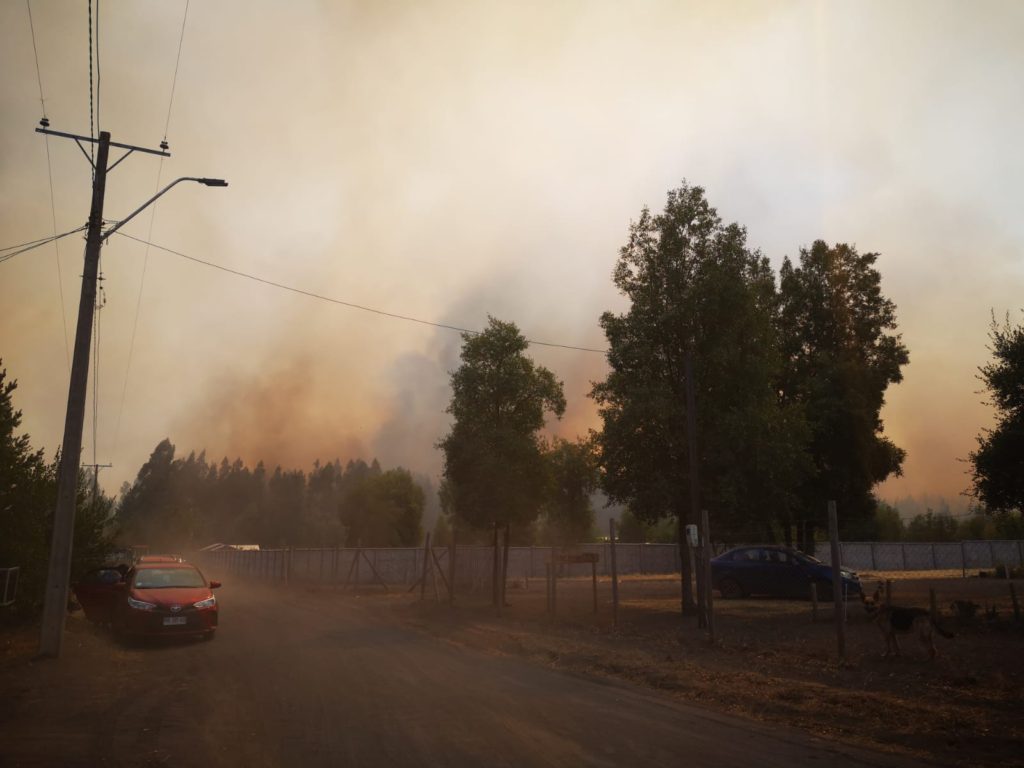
[87,0,95,169]
[25,0,45,114]
[26,0,72,370]
[95,0,101,138]
[0,226,87,264]
[43,137,71,371]
[114,0,191,454]
[113,232,610,354]
[91,262,103,481]
[163,0,190,141]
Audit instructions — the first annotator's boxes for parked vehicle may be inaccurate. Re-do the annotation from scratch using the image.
[73,566,127,623]
[136,554,186,564]
[74,562,221,640]
[710,545,861,600]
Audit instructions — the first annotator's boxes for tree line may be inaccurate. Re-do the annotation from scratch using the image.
[437,182,1024,610]
[115,441,426,551]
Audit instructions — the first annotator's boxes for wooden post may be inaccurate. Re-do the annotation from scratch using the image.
[828,501,846,660]
[492,523,500,614]
[448,527,456,605]
[701,508,715,643]
[528,546,533,590]
[1010,582,1020,623]
[610,519,619,627]
[885,579,892,608]
[420,533,431,601]
[501,523,511,608]
[361,550,390,592]
[810,581,819,623]
[591,560,598,615]
[430,545,441,602]
[430,547,451,600]
[696,530,707,629]
[551,546,559,618]
[545,563,552,615]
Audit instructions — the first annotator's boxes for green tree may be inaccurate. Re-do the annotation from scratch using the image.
[114,438,179,549]
[538,437,598,546]
[439,317,565,605]
[868,501,904,541]
[0,364,112,619]
[970,312,1024,515]
[339,467,423,547]
[591,183,808,610]
[777,241,909,546]
[616,508,648,543]
[905,510,958,542]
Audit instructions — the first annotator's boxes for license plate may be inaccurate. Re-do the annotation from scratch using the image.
[163,616,187,626]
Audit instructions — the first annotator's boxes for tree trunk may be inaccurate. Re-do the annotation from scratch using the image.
[677,511,695,613]
[801,519,816,556]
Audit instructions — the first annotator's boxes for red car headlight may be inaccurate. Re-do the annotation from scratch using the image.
[127,596,157,611]
[193,596,216,609]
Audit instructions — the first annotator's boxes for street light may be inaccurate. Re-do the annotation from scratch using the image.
[101,176,229,242]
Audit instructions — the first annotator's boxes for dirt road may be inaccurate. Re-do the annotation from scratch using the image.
[1,580,928,768]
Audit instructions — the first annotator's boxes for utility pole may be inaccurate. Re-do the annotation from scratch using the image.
[38,131,111,658]
[86,463,113,506]
[35,123,223,658]
[685,349,702,621]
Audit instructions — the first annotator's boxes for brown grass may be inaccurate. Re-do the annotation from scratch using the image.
[386,574,1024,768]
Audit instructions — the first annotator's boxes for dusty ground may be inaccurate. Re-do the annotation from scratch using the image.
[0,576,932,768]
[391,572,1024,768]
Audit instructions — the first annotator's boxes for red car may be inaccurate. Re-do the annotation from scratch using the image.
[136,554,186,564]
[75,562,221,640]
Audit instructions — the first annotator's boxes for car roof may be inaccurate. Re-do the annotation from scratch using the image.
[721,544,801,554]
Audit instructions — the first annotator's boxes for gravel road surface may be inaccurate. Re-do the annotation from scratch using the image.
[0,580,930,767]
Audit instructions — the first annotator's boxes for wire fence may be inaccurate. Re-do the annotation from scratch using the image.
[200,538,1024,591]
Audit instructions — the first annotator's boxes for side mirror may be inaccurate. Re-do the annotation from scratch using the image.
[209,580,222,590]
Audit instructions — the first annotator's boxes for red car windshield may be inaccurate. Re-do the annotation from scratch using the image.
[133,568,206,589]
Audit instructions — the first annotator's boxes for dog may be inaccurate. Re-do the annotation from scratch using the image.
[860,585,953,660]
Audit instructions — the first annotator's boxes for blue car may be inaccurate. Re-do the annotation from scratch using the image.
[710,545,861,600]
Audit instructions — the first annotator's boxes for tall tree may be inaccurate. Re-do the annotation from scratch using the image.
[339,467,423,547]
[538,437,598,546]
[439,317,565,604]
[591,183,807,611]
[777,241,909,546]
[970,312,1024,514]
[0,363,111,618]
[117,438,180,548]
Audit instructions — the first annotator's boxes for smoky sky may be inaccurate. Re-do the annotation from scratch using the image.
[1,1,1022,507]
